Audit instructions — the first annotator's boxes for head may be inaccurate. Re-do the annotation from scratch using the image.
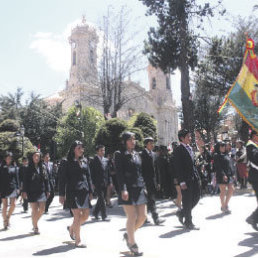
[214,141,226,154]
[96,145,105,157]
[250,130,258,143]
[236,140,244,149]
[43,152,50,163]
[4,152,13,166]
[144,137,154,151]
[22,157,28,166]
[30,152,42,166]
[178,129,191,145]
[121,131,135,151]
[225,141,232,152]
[67,140,84,161]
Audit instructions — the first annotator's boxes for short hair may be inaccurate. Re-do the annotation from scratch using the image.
[214,141,226,154]
[178,129,190,142]
[96,145,105,151]
[22,157,28,162]
[42,152,50,158]
[144,137,154,145]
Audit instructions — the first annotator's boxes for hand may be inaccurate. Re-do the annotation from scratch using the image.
[121,190,129,201]
[157,184,161,191]
[89,193,93,201]
[22,192,27,199]
[109,183,113,189]
[59,196,65,205]
[180,183,187,190]
[223,176,228,182]
[46,192,50,198]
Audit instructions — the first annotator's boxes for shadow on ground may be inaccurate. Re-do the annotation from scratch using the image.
[0,233,34,241]
[206,212,230,220]
[159,228,189,238]
[33,241,75,256]
[235,232,258,257]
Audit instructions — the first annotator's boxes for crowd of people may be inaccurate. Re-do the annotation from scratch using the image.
[0,128,257,256]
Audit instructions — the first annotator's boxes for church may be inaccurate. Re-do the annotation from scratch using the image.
[47,18,178,146]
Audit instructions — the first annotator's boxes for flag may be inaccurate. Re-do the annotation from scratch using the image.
[218,38,258,132]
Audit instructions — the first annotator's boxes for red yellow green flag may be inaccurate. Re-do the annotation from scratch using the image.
[218,38,258,132]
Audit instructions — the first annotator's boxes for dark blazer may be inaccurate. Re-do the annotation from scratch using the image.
[214,153,234,184]
[115,150,145,192]
[90,156,111,189]
[19,165,27,185]
[44,162,55,188]
[140,149,159,192]
[247,141,258,184]
[0,165,19,198]
[59,159,93,202]
[174,144,199,186]
[23,164,50,202]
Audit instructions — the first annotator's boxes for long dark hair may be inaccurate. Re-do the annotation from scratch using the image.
[1,151,14,166]
[67,140,83,162]
[214,141,226,155]
[28,151,43,171]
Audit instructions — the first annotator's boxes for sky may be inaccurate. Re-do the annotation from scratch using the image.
[0,0,256,106]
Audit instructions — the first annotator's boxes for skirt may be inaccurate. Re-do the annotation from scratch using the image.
[118,188,147,206]
[5,189,18,199]
[28,192,47,203]
[66,190,90,209]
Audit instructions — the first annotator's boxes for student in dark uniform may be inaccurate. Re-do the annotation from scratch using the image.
[19,157,29,213]
[0,152,19,230]
[91,145,112,221]
[59,141,93,248]
[115,132,147,256]
[141,137,164,225]
[22,152,50,234]
[174,129,201,230]
[43,152,55,214]
[246,130,258,230]
[213,141,235,213]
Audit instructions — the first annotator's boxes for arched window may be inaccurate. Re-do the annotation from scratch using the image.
[152,77,156,89]
[73,51,76,66]
[90,49,94,63]
[166,76,171,89]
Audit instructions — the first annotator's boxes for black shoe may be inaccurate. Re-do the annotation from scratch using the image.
[144,219,151,224]
[154,218,165,225]
[184,223,200,231]
[129,243,143,256]
[102,217,110,222]
[67,226,75,240]
[246,216,258,231]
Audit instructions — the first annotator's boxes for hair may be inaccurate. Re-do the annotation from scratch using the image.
[250,130,258,139]
[67,140,83,162]
[22,156,28,162]
[144,137,154,146]
[95,144,105,152]
[42,152,50,158]
[178,129,190,142]
[1,151,14,166]
[214,141,226,154]
[28,151,43,170]
[120,131,135,151]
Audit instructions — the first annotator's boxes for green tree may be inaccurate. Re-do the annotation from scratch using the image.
[55,106,104,157]
[95,118,128,154]
[133,112,157,141]
[139,0,225,131]
[0,119,35,161]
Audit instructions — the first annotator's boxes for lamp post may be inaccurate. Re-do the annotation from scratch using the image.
[75,100,83,140]
[20,125,25,157]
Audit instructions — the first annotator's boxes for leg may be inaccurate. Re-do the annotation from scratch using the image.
[225,183,234,208]
[80,208,90,225]
[1,198,8,228]
[147,192,158,223]
[7,198,16,224]
[37,202,46,223]
[181,184,193,226]
[30,202,40,229]
[45,187,55,213]
[135,204,147,231]
[106,184,112,206]
[175,185,182,209]
[71,209,82,245]
[100,187,107,219]
[219,184,226,210]
[123,205,137,246]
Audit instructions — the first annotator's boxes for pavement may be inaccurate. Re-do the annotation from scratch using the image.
[0,190,258,258]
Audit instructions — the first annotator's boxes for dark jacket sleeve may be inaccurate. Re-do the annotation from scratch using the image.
[15,166,20,189]
[86,162,93,194]
[0,167,3,195]
[90,158,97,186]
[22,167,29,193]
[214,154,226,177]
[114,151,126,192]
[247,145,258,166]
[43,165,50,193]
[58,160,67,196]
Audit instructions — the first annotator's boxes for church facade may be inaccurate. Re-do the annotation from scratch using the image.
[48,19,178,146]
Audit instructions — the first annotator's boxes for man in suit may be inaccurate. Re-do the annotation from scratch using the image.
[174,129,201,230]
[141,137,164,225]
[91,145,112,221]
[246,130,258,230]
[43,152,55,214]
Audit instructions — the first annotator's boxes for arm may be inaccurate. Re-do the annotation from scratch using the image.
[114,151,126,191]
[15,166,20,190]
[86,163,93,194]
[58,160,67,197]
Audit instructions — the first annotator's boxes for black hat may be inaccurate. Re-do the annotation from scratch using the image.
[121,131,135,144]
[144,137,154,145]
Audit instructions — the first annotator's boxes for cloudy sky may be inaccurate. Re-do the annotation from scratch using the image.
[0,0,256,106]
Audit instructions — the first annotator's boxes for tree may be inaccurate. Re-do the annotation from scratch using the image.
[139,0,225,131]
[98,6,145,117]
[0,119,35,161]
[95,118,128,154]
[55,106,104,157]
[133,112,157,141]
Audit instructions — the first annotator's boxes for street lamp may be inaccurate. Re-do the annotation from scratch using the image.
[20,125,25,157]
[74,100,83,140]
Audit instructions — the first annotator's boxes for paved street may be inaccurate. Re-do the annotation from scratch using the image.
[0,191,258,258]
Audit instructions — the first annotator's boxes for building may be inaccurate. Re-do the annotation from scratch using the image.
[47,18,178,145]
